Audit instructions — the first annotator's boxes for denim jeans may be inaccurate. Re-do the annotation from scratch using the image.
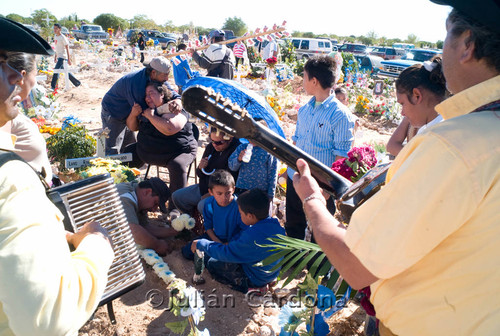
[101,107,137,155]
[51,58,80,89]
[171,184,207,214]
[206,258,253,293]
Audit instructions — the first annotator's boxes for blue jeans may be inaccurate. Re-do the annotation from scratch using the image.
[51,58,80,89]
[206,259,254,293]
[172,184,207,214]
[101,107,137,155]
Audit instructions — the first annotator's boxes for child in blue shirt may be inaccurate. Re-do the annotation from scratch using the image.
[192,188,285,293]
[228,139,278,200]
[181,169,243,262]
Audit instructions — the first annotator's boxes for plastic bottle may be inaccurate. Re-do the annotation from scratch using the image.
[241,143,253,163]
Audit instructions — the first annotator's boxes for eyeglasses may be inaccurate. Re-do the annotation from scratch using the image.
[212,140,227,146]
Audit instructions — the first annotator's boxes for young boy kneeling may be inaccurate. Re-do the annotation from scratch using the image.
[191,188,285,293]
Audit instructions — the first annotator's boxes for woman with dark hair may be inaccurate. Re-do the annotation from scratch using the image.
[6,52,53,185]
[125,81,198,212]
[387,57,448,156]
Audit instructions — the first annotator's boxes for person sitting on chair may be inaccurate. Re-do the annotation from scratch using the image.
[125,81,198,212]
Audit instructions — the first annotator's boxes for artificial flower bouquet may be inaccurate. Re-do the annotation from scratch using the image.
[79,158,141,184]
[332,145,378,182]
[265,56,278,68]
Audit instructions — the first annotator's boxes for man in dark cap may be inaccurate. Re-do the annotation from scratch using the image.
[137,31,146,63]
[101,56,182,155]
[189,29,235,79]
[0,18,114,335]
[117,177,177,255]
[291,1,500,335]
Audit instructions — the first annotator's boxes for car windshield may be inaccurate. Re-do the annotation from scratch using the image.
[84,26,102,32]
[406,50,438,62]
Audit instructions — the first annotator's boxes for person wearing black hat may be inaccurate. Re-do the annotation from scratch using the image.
[0,18,114,335]
[291,1,500,336]
[137,31,146,63]
[188,29,235,79]
[117,177,177,255]
[101,56,182,155]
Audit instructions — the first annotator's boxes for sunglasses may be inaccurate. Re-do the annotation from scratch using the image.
[212,140,227,146]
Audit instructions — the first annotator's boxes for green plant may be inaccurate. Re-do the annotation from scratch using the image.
[46,124,96,171]
[261,235,354,335]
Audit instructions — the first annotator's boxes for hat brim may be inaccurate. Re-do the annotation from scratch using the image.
[0,18,54,55]
[429,0,500,33]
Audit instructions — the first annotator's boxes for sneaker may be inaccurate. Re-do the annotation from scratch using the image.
[192,274,205,285]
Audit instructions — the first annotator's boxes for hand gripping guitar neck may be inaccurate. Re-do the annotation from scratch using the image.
[182,85,389,221]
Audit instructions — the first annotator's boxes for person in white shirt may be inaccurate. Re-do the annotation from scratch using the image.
[51,23,81,90]
[262,38,278,60]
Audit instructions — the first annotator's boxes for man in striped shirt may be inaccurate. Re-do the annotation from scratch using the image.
[285,55,355,239]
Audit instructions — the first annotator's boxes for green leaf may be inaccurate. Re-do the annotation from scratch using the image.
[165,320,188,334]
[308,252,329,280]
[281,251,318,287]
[261,249,289,266]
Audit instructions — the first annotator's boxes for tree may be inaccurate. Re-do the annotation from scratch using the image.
[406,33,419,45]
[130,14,158,30]
[94,13,129,31]
[6,14,26,23]
[436,40,444,49]
[302,32,315,38]
[222,17,247,36]
[31,9,57,28]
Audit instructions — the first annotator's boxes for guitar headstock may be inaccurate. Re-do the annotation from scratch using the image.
[182,85,260,140]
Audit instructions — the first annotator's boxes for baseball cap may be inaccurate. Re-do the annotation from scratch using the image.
[148,57,171,74]
[209,30,225,39]
[0,18,54,55]
[430,0,500,33]
[145,177,171,213]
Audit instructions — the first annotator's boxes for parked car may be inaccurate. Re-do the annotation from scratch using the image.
[291,37,332,59]
[354,55,384,76]
[377,48,441,78]
[338,43,368,55]
[23,24,41,35]
[141,30,176,50]
[403,48,442,62]
[61,26,72,38]
[126,29,141,42]
[370,47,405,60]
[73,25,108,40]
[377,59,420,78]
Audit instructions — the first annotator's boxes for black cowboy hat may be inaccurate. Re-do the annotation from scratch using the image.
[430,0,500,33]
[0,18,54,55]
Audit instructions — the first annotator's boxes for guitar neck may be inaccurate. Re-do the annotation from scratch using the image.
[247,121,352,198]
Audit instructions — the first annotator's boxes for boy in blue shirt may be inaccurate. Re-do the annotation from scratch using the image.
[192,188,285,294]
[181,169,243,261]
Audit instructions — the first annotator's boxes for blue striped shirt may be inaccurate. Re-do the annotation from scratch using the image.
[289,94,355,177]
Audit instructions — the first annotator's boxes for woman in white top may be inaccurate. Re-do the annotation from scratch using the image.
[7,52,53,185]
[387,57,448,156]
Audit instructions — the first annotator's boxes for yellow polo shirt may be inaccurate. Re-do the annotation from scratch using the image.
[345,75,500,336]
[0,133,114,336]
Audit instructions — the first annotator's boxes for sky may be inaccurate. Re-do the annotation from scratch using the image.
[1,0,452,43]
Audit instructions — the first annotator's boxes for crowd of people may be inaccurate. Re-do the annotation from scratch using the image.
[1,0,499,334]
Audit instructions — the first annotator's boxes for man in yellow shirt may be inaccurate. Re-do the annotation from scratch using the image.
[292,1,500,335]
[0,18,114,335]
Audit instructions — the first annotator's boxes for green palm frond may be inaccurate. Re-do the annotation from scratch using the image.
[260,234,355,297]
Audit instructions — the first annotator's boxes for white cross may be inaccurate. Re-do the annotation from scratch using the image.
[52,60,78,91]
[42,14,53,27]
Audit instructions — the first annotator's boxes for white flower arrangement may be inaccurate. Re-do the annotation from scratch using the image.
[137,248,209,335]
[171,213,196,231]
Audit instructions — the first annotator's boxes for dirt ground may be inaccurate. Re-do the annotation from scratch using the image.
[41,45,395,336]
